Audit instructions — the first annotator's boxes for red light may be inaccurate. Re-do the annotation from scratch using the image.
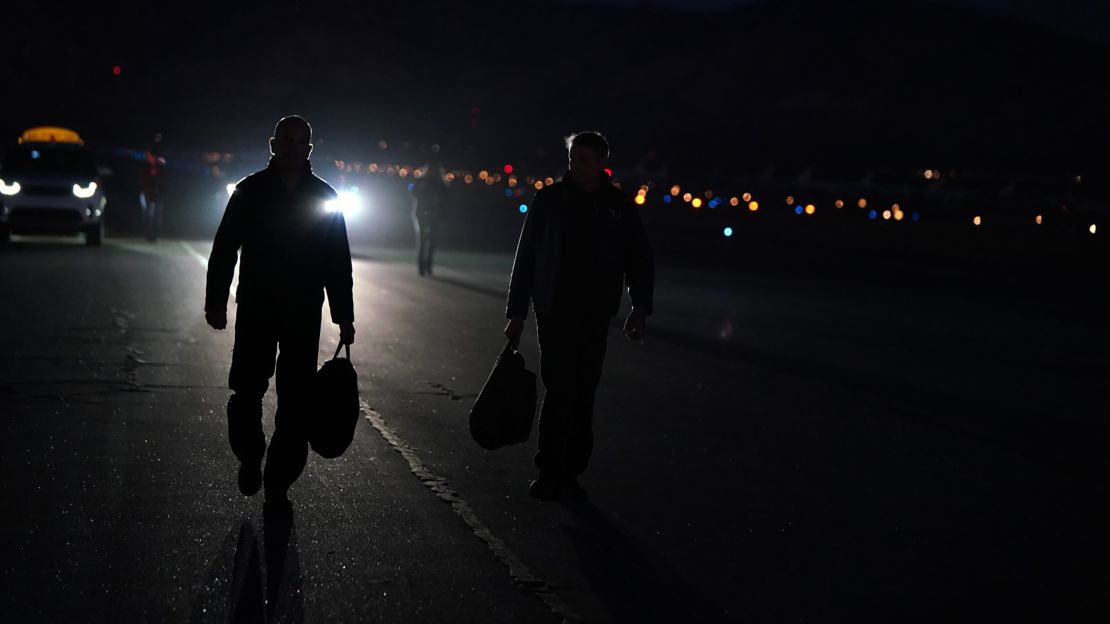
[604,168,613,176]
[503,164,513,174]
[112,65,121,76]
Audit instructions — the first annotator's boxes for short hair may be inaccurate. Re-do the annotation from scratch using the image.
[274,115,311,139]
[564,131,609,160]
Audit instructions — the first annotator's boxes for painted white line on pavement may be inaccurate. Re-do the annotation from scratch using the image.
[181,240,209,270]
[361,400,582,623]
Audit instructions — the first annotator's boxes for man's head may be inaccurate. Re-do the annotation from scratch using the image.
[269,116,313,171]
[564,131,609,186]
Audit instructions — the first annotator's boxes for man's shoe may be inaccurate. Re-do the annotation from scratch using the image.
[528,476,561,501]
[561,476,586,499]
[237,461,263,496]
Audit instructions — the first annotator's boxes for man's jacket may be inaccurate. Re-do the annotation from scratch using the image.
[505,172,654,320]
[205,161,354,323]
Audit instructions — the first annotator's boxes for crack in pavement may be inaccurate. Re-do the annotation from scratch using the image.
[420,382,477,402]
[361,402,583,623]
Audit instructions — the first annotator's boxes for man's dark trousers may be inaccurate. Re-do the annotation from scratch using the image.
[226,303,321,495]
[534,312,610,477]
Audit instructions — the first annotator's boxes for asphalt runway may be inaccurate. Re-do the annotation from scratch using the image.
[0,234,1106,622]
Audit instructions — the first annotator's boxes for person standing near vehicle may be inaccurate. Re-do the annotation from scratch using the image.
[504,131,654,501]
[138,135,164,241]
[205,115,355,514]
[410,158,450,276]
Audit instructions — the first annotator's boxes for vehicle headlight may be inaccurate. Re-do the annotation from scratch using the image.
[325,188,362,218]
[73,181,98,199]
[0,178,20,196]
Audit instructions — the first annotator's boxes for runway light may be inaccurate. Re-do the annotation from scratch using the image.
[683,192,692,203]
[708,198,720,208]
[1035,214,1043,224]
[924,169,933,180]
[503,164,513,174]
[508,176,518,187]
[479,170,489,180]
[882,210,891,220]
[544,177,554,186]
[794,206,803,215]
[534,181,544,190]
[804,203,815,215]
[912,212,920,222]
[704,190,714,199]
[730,197,739,206]
[663,195,673,204]
[635,194,646,205]
[748,201,759,212]
[858,198,867,209]
[835,199,844,209]
[1090,224,1097,235]
[519,204,528,214]
[786,195,795,205]
[691,197,703,208]
[464,174,474,184]
[670,185,681,196]
[742,192,752,202]
[894,210,904,221]
[112,65,121,76]
[973,216,982,226]
[723,227,733,237]
[604,168,612,177]
[868,210,877,220]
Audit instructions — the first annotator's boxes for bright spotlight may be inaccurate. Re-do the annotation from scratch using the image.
[326,188,363,218]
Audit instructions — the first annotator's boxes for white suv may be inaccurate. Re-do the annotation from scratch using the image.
[0,127,108,246]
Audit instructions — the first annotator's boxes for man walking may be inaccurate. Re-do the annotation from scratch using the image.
[504,131,654,501]
[206,115,355,514]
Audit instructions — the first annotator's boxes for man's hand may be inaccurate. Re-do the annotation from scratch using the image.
[339,321,356,345]
[504,317,524,348]
[206,308,227,330]
[623,310,646,340]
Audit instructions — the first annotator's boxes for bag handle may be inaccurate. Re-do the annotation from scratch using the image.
[334,341,351,360]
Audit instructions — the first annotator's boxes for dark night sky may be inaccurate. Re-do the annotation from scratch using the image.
[2,0,1107,175]
[572,0,1110,42]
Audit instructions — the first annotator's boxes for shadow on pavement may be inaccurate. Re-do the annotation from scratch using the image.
[190,512,304,624]
[561,497,733,623]
[429,273,507,299]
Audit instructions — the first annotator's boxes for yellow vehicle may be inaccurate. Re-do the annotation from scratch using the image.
[0,126,107,245]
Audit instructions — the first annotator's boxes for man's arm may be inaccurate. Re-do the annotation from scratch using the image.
[205,189,247,329]
[324,211,356,343]
[504,190,544,320]
[623,200,655,340]
[503,191,545,346]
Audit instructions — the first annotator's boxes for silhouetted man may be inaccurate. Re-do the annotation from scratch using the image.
[205,115,355,514]
[504,131,654,501]
[410,159,449,276]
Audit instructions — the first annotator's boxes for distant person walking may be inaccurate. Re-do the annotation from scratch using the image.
[138,135,164,241]
[504,131,654,501]
[410,159,449,276]
[205,115,355,514]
